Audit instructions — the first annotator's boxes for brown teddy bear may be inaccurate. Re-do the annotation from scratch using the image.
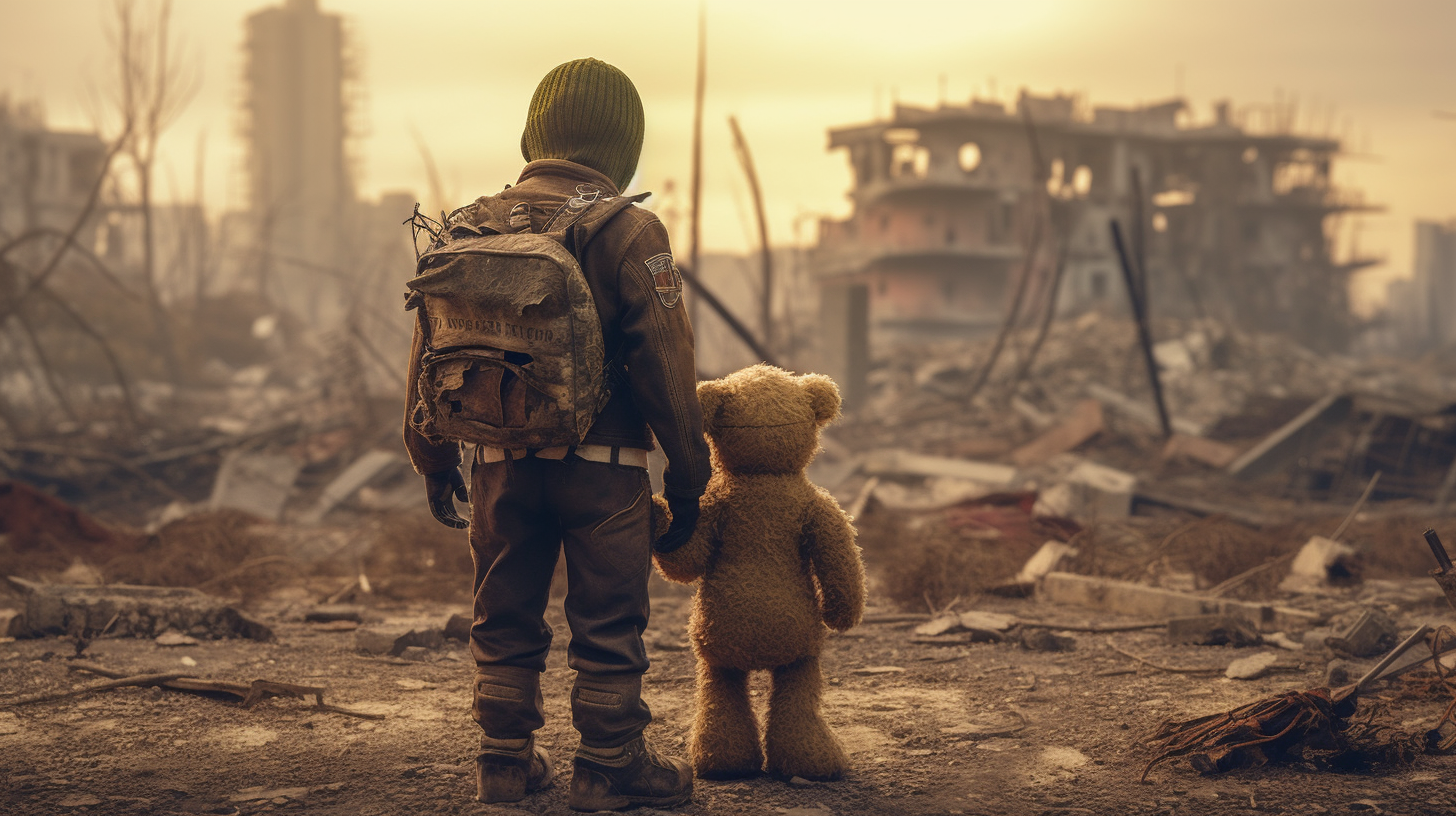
[653,364,865,781]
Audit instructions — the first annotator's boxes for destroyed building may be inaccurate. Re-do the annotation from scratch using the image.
[813,91,1379,404]
[1386,220,1456,351]
[0,97,107,240]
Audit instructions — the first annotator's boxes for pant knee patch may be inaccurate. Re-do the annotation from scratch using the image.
[573,687,623,708]
[476,680,528,702]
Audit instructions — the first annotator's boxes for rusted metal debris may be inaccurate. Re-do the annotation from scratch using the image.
[1142,626,1440,781]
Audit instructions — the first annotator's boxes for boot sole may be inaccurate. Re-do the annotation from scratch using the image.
[568,788,692,812]
[477,759,555,803]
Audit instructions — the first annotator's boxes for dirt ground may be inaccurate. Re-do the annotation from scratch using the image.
[5,570,1456,816]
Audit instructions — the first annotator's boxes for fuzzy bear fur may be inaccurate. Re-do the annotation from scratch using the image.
[653,364,865,781]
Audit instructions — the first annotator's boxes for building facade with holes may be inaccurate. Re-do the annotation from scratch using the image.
[812,91,1378,406]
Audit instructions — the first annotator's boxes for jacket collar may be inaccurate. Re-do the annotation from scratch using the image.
[516,159,621,196]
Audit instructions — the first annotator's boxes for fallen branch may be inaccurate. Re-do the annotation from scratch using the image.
[1,671,186,707]
[64,661,384,720]
[861,613,932,625]
[1106,641,1223,675]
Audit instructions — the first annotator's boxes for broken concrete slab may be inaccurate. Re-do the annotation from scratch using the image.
[1166,615,1262,647]
[1279,536,1359,593]
[297,450,404,525]
[1039,572,1320,632]
[5,577,272,641]
[1010,399,1104,468]
[1227,394,1353,481]
[209,450,303,521]
[1225,652,1280,680]
[859,449,1017,486]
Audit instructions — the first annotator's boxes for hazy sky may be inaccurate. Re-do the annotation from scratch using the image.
[2,0,1453,311]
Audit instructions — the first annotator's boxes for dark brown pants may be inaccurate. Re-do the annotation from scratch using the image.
[468,454,653,747]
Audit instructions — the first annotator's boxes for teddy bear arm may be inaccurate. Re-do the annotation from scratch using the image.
[650,497,723,584]
[805,496,866,632]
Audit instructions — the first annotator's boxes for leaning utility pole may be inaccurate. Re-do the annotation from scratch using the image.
[727,115,773,353]
[687,1,707,326]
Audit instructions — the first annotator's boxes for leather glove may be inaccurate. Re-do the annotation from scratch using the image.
[652,492,700,554]
[424,468,469,529]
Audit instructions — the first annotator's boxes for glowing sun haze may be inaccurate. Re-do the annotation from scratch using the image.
[1,0,1452,312]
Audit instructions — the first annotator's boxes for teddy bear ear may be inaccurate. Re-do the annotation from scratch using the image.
[799,373,842,426]
[696,380,725,433]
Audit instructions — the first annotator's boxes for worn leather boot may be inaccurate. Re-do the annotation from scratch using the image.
[476,735,555,803]
[568,734,693,811]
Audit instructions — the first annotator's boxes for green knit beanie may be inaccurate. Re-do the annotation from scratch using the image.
[520,58,645,191]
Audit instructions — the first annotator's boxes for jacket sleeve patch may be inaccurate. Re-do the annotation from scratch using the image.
[644,253,683,308]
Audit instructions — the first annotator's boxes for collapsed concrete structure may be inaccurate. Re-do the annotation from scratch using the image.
[813,91,1379,406]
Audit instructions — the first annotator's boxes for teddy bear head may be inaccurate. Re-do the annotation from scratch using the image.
[696,364,841,476]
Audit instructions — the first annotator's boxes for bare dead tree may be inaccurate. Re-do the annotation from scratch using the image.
[106,0,199,379]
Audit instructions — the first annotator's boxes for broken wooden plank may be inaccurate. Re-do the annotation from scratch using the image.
[1040,572,1320,632]
[1011,399,1104,467]
[1226,394,1352,481]
[1161,434,1240,469]
[859,449,1017,486]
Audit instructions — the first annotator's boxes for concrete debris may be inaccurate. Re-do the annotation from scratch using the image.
[1225,652,1281,680]
[208,450,303,521]
[298,449,405,525]
[1039,572,1320,632]
[1326,609,1399,658]
[1279,536,1360,593]
[870,477,1001,512]
[154,630,200,647]
[1018,629,1076,652]
[914,611,1016,639]
[1035,461,1136,522]
[1016,541,1078,585]
[1227,394,1353,481]
[6,577,273,641]
[1166,615,1262,648]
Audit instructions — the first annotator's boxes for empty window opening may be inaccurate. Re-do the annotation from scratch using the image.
[958,142,982,173]
[1045,159,1065,196]
[892,143,930,179]
[1071,165,1093,197]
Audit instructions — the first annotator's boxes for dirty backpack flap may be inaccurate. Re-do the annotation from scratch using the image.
[405,188,647,449]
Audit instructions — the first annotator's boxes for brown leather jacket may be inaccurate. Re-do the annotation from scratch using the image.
[402,159,711,500]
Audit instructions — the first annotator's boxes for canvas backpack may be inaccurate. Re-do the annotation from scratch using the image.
[404,185,648,450]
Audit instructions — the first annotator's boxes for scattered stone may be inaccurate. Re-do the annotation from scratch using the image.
[399,646,433,662]
[228,786,312,803]
[1167,615,1262,648]
[154,630,199,647]
[0,711,20,735]
[939,712,1026,738]
[1326,609,1397,658]
[354,626,445,656]
[1279,536,1359,593]
[1019,629,1076,652]
[1225,652,1280,680]
[58,794,102,808]
[788,776,815,787]
[850,666,905,676]
[0,607,22,637]
[394,679,438,690]
[304,604,363,624]
[443,613,472,643]
[179,656,198,667]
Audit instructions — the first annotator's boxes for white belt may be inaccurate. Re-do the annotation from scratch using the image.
[477,444,649,468]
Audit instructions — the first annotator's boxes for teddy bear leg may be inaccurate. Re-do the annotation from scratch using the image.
[763,654,849,781]
[690,663,763,779]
